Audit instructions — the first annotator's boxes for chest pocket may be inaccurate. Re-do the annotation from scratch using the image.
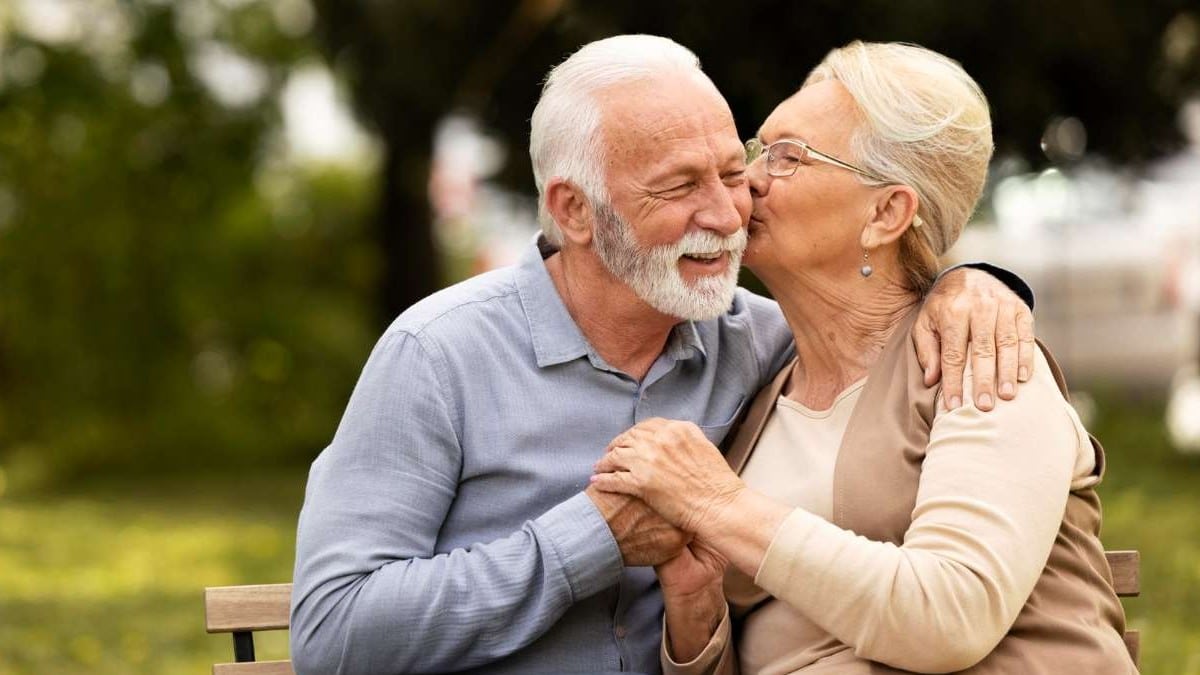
[698,396,746,445]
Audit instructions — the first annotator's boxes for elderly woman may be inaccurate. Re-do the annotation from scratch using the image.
[591,42,1134,674]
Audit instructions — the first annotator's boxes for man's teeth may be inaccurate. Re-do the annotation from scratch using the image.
[684,252,722,261]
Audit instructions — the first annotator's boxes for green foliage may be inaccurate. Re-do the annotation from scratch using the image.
[0,2,378,487]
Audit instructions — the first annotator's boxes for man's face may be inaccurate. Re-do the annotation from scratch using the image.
[591,73,751,321]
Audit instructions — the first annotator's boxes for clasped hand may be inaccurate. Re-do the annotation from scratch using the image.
[591,418,743,536]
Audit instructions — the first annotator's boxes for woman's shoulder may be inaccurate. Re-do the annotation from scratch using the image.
[930,345,1097,482]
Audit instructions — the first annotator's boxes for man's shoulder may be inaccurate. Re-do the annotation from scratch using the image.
[386,266,523,340]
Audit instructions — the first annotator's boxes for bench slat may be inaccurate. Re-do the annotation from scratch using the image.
[205,584,293,633]
[1123,629,1140,666]
[1105,550,1140,597]
[213,660,294,675]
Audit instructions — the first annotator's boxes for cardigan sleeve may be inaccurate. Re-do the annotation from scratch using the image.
[752,347,1093,673]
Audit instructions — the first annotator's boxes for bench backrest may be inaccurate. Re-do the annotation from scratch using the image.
[204,583,294,675]
[203,550,1141,672]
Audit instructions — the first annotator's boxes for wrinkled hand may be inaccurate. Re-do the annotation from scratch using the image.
[656,539,728,663]
[656,538,728,599]
[914,267,1036,411]
[585,484,689,567]
[591,418,744,535]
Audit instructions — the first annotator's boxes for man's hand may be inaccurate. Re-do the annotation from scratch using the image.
[585,485,690,567]
[914,267,1036,411]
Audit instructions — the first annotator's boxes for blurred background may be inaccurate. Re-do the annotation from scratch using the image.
[0,0,1197,672]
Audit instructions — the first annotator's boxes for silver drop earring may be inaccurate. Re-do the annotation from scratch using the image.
[860,250,873,278]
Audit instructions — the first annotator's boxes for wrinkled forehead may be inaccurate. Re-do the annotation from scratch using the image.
[597,74,742,176]
[757,80,861,154]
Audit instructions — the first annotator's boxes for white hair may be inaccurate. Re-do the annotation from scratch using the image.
[804,41,994,293]
[529,35,704,246]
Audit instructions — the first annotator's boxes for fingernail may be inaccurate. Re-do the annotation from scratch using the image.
[924,366,933,382]
[979,393,993,409]
[1001,382,1014,398]
[949,396,962,409]
[1018,367,1029,382]
[589,474,600,482]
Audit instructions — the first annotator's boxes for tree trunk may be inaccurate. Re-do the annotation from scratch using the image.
[377,129,439,326]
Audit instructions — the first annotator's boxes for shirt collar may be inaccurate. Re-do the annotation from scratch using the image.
[515,235,708,369]
[516,236,592,368]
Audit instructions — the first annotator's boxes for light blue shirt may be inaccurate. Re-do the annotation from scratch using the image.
[290,238,795,674]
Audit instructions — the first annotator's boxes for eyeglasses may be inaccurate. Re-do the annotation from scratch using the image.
[744,137,886,182]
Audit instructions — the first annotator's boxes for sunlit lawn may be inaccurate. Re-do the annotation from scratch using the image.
[0,394,1198,674]
[0,471,306,674]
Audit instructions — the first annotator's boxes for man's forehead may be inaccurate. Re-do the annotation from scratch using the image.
[601,82,739,158]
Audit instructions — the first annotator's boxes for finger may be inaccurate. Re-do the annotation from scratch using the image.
[589,471,641,498]
[995,299,1020,400]
[938,301,970,411]
[1016,306,1036,382]
[911,312,942,386]
[968,300,998,411]
[594,447,635,474]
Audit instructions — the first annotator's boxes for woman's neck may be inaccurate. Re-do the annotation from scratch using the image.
[770,266,919,410]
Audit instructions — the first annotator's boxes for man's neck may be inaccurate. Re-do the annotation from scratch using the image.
[544,251,678,382]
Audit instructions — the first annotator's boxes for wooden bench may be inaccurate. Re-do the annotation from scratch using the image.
[205,583,294,674]
[204,550,1141,673]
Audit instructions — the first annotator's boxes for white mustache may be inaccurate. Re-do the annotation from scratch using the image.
[667,228,747,257]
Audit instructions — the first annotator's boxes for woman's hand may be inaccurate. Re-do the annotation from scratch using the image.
[657,538,728,598]
[591,418,744,535]
[657,540,729,663]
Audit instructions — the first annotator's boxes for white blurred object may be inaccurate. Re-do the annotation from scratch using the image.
[281,63,377,167]
[1167,364,1200,455]
[1069,389,1097,429]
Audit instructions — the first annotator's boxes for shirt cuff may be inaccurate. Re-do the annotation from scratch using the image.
[661,603,731,675]
[943,261,1035,310]
[533,491,624,601]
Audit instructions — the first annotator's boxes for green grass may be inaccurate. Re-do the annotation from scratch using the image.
[1088,392,1200,674]
[0,394,1197,674]
[0,471,306,674]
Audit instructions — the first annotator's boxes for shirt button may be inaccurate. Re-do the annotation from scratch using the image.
[614,625,628,639]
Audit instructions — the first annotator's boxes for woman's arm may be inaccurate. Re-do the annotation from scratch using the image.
[706,350,1088,672]
[593,349,1089,673]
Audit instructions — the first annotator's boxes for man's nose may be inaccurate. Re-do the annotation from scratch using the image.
[694,180,747,236]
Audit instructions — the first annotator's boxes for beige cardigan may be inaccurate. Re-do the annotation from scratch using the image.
[668,309,1132,674]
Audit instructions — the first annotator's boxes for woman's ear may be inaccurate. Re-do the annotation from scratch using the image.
[545,178,595,246]
[862,185,920,249]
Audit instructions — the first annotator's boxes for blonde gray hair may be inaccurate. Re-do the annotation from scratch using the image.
[804,41,994,294]
[529,35,704,246]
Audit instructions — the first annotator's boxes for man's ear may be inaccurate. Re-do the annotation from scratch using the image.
[861,185,920,249]
[545,178,595,246]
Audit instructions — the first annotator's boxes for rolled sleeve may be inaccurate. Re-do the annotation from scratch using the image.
[661,604,735,675]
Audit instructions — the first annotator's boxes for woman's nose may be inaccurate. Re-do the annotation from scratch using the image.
[748,160,770,198]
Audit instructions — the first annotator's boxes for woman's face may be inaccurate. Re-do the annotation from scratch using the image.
[744,80,879,287]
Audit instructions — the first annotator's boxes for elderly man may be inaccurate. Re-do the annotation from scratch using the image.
[290,35,1034,675]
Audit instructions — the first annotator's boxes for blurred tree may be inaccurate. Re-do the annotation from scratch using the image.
[314,0,1199,315]
[0,0,378,486]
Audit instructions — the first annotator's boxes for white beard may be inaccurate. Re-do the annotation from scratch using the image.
[592,204,746,321]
